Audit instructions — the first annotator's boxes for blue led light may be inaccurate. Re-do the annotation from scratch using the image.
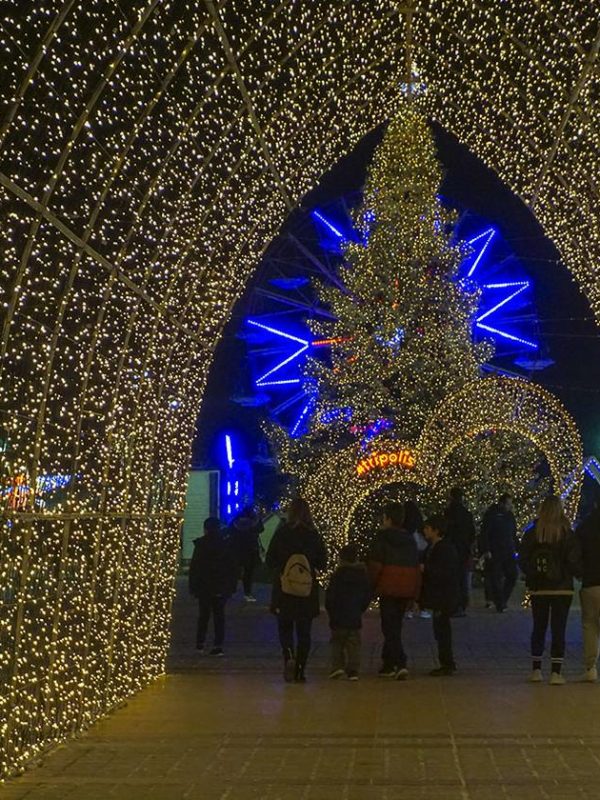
[256,343,308,385]
[290,398,315,437]
[247,319,308,345]
[256,378,302,387]
[225,434,234,469]
[466,228,495,277]
[311,209,344,238]
[476,283,529,323]
[476,322,537,349]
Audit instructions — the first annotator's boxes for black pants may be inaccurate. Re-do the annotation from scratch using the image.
[379,597,409,669]
[240,556,256,595]
[432,611,455,668]
[459,563,470,611]
[530,594,572,662]
[197,595,226,647]
[278,617,312,665]
[490,556,518,611]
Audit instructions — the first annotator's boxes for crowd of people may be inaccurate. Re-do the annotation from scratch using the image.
[188,491,600,686]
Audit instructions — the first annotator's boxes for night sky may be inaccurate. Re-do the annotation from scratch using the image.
[193,123,600,484]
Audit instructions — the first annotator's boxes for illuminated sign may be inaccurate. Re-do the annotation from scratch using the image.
[356,449,416,476]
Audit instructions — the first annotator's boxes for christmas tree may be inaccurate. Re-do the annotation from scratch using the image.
[270,105,547,543]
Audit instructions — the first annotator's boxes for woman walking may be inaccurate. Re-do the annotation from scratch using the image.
[266,498,327,683]
[519,495,582,684]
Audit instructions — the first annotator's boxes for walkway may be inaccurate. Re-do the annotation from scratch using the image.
[4,579,600,799]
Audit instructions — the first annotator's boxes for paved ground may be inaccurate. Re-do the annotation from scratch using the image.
[4,578,600,799]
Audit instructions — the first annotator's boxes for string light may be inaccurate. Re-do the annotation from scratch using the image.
[0,0,596,778]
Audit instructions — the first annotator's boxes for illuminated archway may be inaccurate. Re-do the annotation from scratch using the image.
[0,2,597,776]
[304,377,582,555]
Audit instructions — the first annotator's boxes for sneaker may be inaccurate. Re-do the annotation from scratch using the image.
[209,647,224,657]
[405,611,414,619]
[485,602,493,609]
[196,644,205,654]
[329,668,345,680]
[347,671,359,681]
[396,668,409,681]
[528,669,543,683]
[550,672,566,685]
[378,666,399,678]
[244,595,257,603]
[429,666,455,676]
[419,610,432,619]
[582,666,598,683]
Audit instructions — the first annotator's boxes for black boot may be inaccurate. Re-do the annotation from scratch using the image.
[295,648,308,683]
[283,648,295,683]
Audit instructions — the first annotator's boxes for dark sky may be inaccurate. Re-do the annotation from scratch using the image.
[194,123,600,471]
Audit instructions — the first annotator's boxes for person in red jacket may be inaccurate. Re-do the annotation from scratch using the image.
[368,501,421,680]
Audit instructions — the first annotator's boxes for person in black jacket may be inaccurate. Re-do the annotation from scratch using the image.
[519,495,582,684]
[421,514,461,676]
[577,500,600,682]
[266,498,327,683]
[444,487,476,615]
[325,544,371,681]
[480,493,519,613]
[188,517,238,656]
[230,505,264,602]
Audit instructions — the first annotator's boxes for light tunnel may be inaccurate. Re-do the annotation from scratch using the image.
[0,0,598,776]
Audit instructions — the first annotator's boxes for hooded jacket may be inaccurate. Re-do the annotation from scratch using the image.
[480,503,519,561]
[367,527,421,599]
[188,531,238,598]
[325,561,371,629]
[229,513,264,561]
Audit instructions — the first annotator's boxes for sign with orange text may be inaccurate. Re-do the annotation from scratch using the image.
[356,449,416,476]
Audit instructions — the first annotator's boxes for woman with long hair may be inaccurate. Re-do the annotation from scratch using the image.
[266,498,327,683]
[519,495,582,684]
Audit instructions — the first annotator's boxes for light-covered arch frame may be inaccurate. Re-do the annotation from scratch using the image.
[304,377,583,557]
[0,0,597,776]
[418,376,583,520]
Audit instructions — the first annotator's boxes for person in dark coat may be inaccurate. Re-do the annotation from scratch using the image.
[325,543,371,680]
[576,500,600,682]
[480,493,520,613]
[367,501,421,680]
[266,498,327,683]
[444,487,476,615]
[421,514,461,675]
[519,495,582,684]
[230,505,264,602]
[188,517,238,656]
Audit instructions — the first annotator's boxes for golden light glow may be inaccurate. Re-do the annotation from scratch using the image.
[0,0,596,779]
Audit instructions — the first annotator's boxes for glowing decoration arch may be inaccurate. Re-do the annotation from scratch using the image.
[0,0,598,777]
[418,376,584,520]
[304,377,582,554]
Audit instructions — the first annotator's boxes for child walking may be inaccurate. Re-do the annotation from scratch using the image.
[325,544,371,680]
[421,514,461,676]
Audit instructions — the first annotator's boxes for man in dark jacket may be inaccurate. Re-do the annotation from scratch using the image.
[368,501,421,680]
[422,514,461,675]
[577,502,600,682]
[230,506,264,602]
[189,517,238,656]
[480,493,519,613]
[444,487,476,615]
[326,544,371,680]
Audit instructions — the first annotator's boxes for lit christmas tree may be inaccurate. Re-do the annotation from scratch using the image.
[271,106,548,542]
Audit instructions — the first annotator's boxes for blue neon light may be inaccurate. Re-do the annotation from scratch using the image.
[476,323,537,349]
[225,434,234,469]
[256,343,308,385]
[290,399,315,438]
[257,378,302,387]
[311,209,344,238]
[466,228,495,277]
[247,319,308,345]
[476,283,529,323]
[226,480,232,496]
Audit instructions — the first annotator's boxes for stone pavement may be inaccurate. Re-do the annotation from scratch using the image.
[4,578,600,799]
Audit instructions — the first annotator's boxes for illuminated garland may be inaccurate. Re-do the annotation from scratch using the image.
[0,0,596,778]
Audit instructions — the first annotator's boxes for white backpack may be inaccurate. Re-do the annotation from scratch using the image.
[280,553,313,597]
